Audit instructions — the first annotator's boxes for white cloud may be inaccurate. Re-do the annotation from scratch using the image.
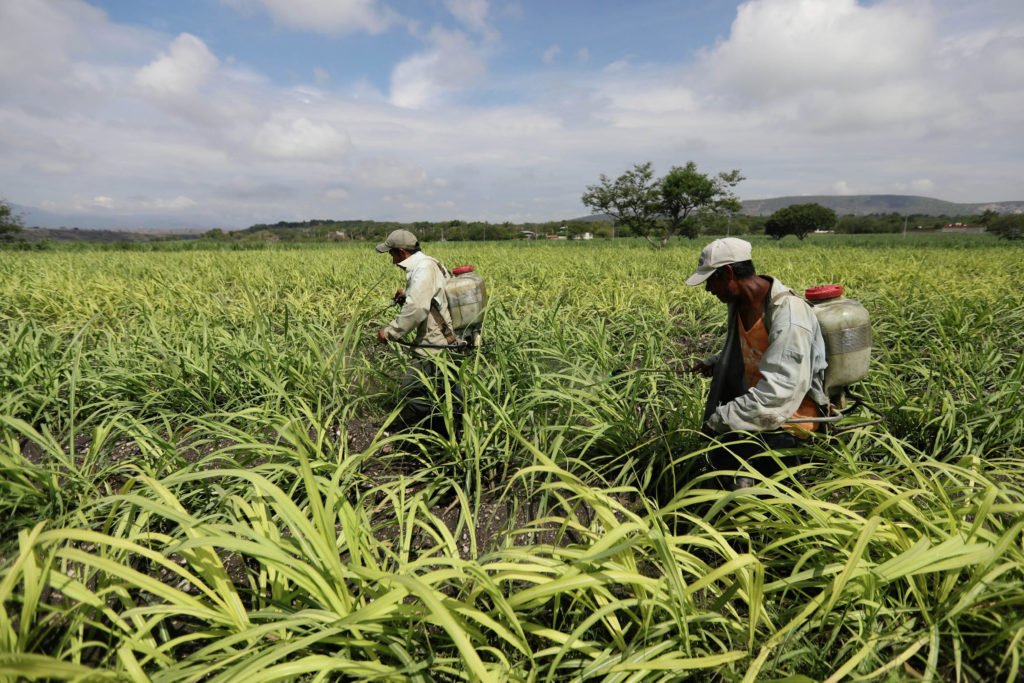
[251,118,352,161]
[833,181,855,195]
[24,160,80,176]
[151,195,197,209]
[794,81,938,133]
[443,0,492,36]
[134,34,219,99]
[542,45,561,64]
[81,194,196,211]
[606,84,698,116]
[355,158,428,189]
[314,67,330,84]
[389,28,487,108]
[577,48,591,64]
[221,0,397,35]
[0,0,107,83]
[910,179,936,194]
[704,0,932,99]
[938,26,1024,92]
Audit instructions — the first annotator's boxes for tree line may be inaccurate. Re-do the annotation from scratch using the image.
[4,173,1023,249]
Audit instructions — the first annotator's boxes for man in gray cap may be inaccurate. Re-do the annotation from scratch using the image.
[375,229,462,434]
[687,237,828,488]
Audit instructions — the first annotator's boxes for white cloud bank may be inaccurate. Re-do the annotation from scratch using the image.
[1,0,1023,229]
[706,0,932,98]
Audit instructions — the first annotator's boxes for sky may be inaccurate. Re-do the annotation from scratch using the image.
[1,0,1022,230]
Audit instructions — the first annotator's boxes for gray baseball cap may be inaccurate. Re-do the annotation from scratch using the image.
[685,238,752,286]
[375,229,419,253]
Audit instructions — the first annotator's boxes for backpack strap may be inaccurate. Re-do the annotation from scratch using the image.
[425,257,457,345]
[770,290,796,305]
[430,301,458,344]
[426,256,451,279]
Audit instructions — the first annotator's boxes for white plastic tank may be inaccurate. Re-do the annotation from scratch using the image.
[806,285,871,399]
[446,265,487,343]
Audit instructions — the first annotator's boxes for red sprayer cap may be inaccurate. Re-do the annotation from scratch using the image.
[805,285,843,300]
[452,266,474,275]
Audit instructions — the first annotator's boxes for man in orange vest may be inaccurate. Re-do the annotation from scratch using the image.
[687,238,828,489]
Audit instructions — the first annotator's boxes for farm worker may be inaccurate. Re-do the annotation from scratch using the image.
[686,237,828,489]
[375,229,463,434]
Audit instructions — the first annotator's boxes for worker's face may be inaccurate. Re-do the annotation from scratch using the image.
[704,266,736,304]
[389,248,408,265]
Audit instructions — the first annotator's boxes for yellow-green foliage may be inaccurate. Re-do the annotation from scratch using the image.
[1,235,1023,681]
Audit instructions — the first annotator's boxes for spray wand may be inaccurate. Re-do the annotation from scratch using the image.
[608,366,701,377]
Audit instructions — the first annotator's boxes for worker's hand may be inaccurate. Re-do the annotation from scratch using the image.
[690,360,713,377]
[376,328,390,344]
[393,289,406,305]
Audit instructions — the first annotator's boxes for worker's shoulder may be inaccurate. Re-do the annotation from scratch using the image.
[407,253,448,283]
[767,283,816,330]
[406,251,438,271]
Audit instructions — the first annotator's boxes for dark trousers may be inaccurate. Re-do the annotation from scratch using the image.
[395,358,464,437]
[707,430,803,488]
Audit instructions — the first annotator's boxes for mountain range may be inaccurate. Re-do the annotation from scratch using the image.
[737,195,1024,217]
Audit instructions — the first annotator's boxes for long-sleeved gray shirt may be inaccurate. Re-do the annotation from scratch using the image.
[703,276,829,433]
[384,251,452,356]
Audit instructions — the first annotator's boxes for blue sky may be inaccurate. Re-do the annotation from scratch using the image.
[1,0,1022,230]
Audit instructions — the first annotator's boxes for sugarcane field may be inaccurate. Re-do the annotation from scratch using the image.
[1,233,1023,681]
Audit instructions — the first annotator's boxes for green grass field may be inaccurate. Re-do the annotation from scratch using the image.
[2,234,1023,681]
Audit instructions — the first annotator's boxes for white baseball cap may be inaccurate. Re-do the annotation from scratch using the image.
[685,238,753,286]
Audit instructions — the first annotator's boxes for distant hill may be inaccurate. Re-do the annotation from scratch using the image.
[11,203,217,232]
[738,195,1024,217]
[19,227,200,243]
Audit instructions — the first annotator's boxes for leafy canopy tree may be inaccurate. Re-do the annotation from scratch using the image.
[987,214,1024,240]
[0,198,24,241]
[581,162,662,245]
[581,161,744,248]
[660,162,744,244]
[978,209,999,226]
[764,202,837,240]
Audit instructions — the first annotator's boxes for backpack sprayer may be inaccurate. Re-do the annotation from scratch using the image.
[790,284,880,431]
[445,265,488,349]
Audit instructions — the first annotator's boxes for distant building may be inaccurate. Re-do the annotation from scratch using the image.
[939,223,986,233]
[327,230,348,241]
